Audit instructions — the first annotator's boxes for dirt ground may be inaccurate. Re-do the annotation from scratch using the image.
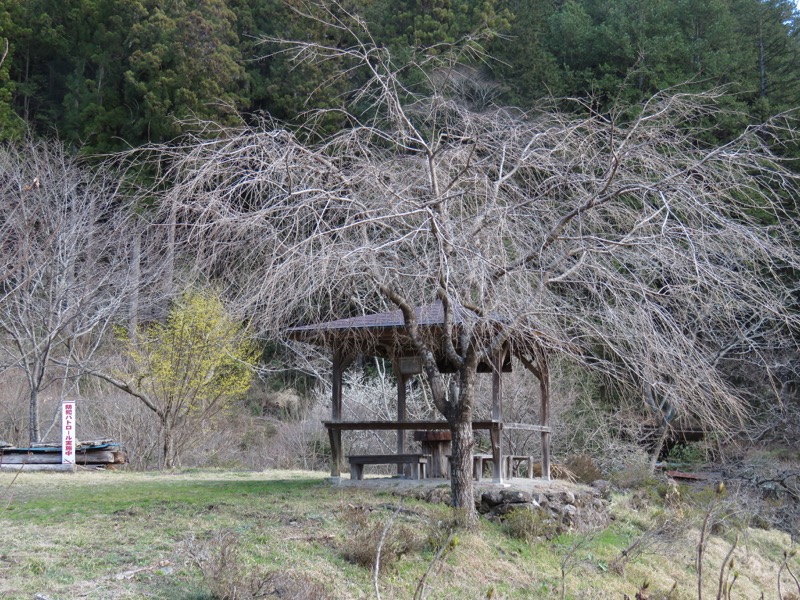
[330,473,590,496]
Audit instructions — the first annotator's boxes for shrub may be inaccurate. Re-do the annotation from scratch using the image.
[190,530,328,599]
[504,507,560,542]
[339,506,423,573]
[610,450,656,490]
[666,442,704,465]
[565,454,604,484]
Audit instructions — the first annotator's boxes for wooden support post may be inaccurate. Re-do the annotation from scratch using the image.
[489,424,502,483]
[491,348,505,483]
[515,347,552,482]
[332,354,343,422]
[328,427,342,479]
[329,351,354,479]
[397,373,408,475]
[540,358,551,481]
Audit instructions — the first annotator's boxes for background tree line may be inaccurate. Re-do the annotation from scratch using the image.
[1,0,799,149]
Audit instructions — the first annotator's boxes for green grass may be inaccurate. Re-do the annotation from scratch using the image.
[0,469,797,599]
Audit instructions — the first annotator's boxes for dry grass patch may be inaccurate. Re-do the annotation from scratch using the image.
[0,469,798,600]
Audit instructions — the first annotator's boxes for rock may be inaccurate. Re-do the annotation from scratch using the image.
[533,493,548,506]
[481,490,505,507]
[591,480,613,498]
[561,491,576,505]
[500,490,533,504]
[425,487,451,505]
[561,504,578,525]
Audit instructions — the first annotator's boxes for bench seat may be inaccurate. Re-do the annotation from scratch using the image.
[348,454,428,480]
[505,455,535,479]
[448,454,535,480]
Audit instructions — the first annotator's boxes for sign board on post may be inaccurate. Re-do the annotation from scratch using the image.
[62,400,76,465]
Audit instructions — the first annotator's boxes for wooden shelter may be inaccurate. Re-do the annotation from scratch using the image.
[287,302,552,482]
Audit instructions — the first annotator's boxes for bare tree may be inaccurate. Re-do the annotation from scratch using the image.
[134,4,800,521]
[0,139,144,443]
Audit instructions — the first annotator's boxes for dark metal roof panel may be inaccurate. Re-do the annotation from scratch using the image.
[286,301,457,334]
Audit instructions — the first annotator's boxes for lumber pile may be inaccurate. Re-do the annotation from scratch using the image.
[0,439,127,471]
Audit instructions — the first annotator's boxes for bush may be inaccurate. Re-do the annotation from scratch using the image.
[666,442,704,465]
[190,530,328,599]
[504,507,560,542]
[565,454,604,484]
[610,450,656,490]
[339,506,423,573]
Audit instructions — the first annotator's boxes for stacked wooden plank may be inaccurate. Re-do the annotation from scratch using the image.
[0,439,127,471]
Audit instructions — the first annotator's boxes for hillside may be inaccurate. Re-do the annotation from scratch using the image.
[0,469,796,599]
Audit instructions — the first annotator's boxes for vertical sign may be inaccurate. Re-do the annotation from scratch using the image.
[62,400,76,465]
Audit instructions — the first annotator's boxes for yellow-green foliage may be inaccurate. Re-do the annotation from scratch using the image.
[121,289,258,422]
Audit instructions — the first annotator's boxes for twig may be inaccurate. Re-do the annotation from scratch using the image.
[715,534,738,600]
[779,549,800,598]
[373,499,403,600]
[2,459,24,510]
[786,554,800,594]
[413,531,455,600]
[697,491,720,600]
[559,534,593,600]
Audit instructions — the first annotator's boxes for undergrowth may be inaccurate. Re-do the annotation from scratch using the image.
[0,469,798,600]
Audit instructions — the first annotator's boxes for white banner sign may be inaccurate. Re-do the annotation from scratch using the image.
[62,400,76,464]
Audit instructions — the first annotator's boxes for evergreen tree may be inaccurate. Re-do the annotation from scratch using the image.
[124,0,246,143]
[491,0,563,107]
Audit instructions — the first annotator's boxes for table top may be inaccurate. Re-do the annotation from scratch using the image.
[322,420,501,431]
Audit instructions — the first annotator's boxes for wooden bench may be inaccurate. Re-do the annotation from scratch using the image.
[448,454,499,481]
[473,454,501,481]
[449,454,534,480]
[505,455,535,479]
[348,454,428,480]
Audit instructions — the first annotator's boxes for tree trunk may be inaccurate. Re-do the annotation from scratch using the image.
[447,362,479,525]
[28,386,40,444]
[449,417,475,524]
[162,421,175,469]
[648,424,670,475]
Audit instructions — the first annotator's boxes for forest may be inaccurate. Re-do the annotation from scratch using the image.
[1,0,800,149]
[1,0,800,527]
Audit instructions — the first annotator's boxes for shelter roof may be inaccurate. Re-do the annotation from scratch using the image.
[286,301,511,372]
[286,301,459,335]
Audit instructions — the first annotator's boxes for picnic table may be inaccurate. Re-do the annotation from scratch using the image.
[323,420,503,480]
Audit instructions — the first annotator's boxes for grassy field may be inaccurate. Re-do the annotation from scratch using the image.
[0,469,795,599]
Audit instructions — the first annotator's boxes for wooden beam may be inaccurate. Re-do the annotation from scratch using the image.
[331,351,352,421]
[323,420,501,431]
[327,427,342,479]
[513,347,552,481]
[396,373,408,475]
[539,357,551,481]
[0,464,76,472]
[0,450,123,464]
[329,350,354,479]
[503,423,552,433]
[491,347,506,483]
